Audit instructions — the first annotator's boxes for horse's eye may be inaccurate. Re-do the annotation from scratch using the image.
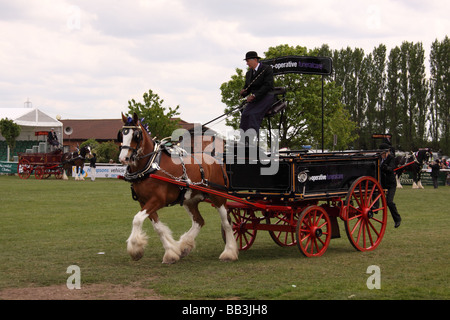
[123,128,130,135]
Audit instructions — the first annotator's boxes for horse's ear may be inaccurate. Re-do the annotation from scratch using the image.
[122,113,128,123]
[133,113,139,124]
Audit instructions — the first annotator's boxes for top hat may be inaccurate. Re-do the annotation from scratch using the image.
[379,143,394,153]
[244,51,261,60]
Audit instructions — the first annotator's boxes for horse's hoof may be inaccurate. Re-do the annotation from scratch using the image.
[128,250,144,261]
[162,251,180,264]
[219,250,239,262]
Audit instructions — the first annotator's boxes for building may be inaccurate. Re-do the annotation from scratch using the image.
[0,108,223,162]
[61,118,223,157]
[60,119,123,152]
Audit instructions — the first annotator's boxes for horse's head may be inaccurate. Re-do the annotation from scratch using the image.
[417,148,432,164]
[118,112,150,165]
[80,146,92,158]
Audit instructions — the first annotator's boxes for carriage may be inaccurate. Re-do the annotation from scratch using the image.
[17,150,64,180]
[17,145,91,180]
[119,55,389,263]
[150,148,387,257]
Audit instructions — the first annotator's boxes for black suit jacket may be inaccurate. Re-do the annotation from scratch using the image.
[380,153,396,188]
[242,63,274,102]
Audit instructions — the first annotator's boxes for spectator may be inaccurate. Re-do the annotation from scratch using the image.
[430,160,440,189]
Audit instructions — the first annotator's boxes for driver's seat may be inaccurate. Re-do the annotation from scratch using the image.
[265,87,287,118]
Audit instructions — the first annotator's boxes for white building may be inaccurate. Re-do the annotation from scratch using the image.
[0,108,62,161]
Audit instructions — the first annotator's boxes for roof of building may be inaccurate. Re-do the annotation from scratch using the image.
[0,108,62,127]
[60,118,209,141]
[61,119,122,140]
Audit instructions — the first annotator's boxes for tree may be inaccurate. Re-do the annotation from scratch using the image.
[127,89,181,139]
[220,44,357,150]
[80,138,100,151]
[96,141,119,163]
[430,36,450,154]
[366,45,387,141]
[393,41,428,150]
[0,118,21,160]
[385,46,401,148]
[80,139,120,163]
[332,47,368,149]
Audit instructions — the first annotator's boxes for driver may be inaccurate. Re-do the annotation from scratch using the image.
[239,51,274,136]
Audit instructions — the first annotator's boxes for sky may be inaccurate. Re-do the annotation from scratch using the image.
[1,0,448,135]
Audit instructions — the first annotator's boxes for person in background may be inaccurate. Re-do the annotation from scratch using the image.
[430,159,440,189]
[47,128,59,150]
[89,152,97,181]
[380,143,402,228]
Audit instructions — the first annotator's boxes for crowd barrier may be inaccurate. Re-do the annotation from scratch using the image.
[71,164,126,179]
[1,160,449,185]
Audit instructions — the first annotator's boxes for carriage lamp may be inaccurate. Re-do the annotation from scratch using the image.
[297,170,309,183]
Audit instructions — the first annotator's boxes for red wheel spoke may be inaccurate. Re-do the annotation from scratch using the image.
[368,193,382,209]
[223,207,257,251]
[267,210,298,247]
[344,177,388,252]
[367,219,381,237]
[348,212,363,221]
[296,206,331,257]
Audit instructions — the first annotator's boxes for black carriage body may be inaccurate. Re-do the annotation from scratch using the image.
[225,150,381,201]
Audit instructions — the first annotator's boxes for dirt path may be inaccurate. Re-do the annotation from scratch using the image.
[0,283,162,300]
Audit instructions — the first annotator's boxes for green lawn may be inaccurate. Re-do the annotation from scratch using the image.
[0,176,449,299]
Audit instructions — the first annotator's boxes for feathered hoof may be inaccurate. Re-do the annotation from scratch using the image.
[179,241,195,258]
[129,251,144,261]
[219,249,239,262]
[162,250,181,264]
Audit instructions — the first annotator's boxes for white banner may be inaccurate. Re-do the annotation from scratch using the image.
[72,164,126,178]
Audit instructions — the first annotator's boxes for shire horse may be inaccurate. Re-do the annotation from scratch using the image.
[118,113,238,264]
[61,146,92,180]
[395,148,432,189]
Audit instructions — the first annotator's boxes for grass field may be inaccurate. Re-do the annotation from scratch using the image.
[0,175,449,300]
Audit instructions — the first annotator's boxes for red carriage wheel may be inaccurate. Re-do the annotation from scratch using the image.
[34,166,44,180]
[55,167,63,179]
[295,206,332,257]
[43,168,51,179]
[344,176,387,252]
[222,206,257,251]
[17,159,32,179]
[266,210,299,247]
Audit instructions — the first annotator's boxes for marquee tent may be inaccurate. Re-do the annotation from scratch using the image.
[0,108,62,141]
[0,108,63,161]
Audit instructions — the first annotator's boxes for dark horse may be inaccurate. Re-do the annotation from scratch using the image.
[118,113,237,264]
[395,148,432,189]
[61,146,92,180]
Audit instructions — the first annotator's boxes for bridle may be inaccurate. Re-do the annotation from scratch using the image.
[119,125,159,162]
[119,125,144,162]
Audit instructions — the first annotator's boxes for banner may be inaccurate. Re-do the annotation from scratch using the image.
[262,56,333,76]
[0,161,18,174]
[72,164,126,179]
[398,169,449,186]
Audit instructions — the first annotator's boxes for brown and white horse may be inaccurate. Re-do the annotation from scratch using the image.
[118,113,238,264]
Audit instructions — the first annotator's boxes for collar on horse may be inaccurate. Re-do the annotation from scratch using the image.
[122,137,188,182]
[123,138,164,182]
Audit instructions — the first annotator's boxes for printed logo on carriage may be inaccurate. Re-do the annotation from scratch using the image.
[309,173,344,182]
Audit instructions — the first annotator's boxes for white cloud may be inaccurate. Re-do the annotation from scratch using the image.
[0,0,449,135]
